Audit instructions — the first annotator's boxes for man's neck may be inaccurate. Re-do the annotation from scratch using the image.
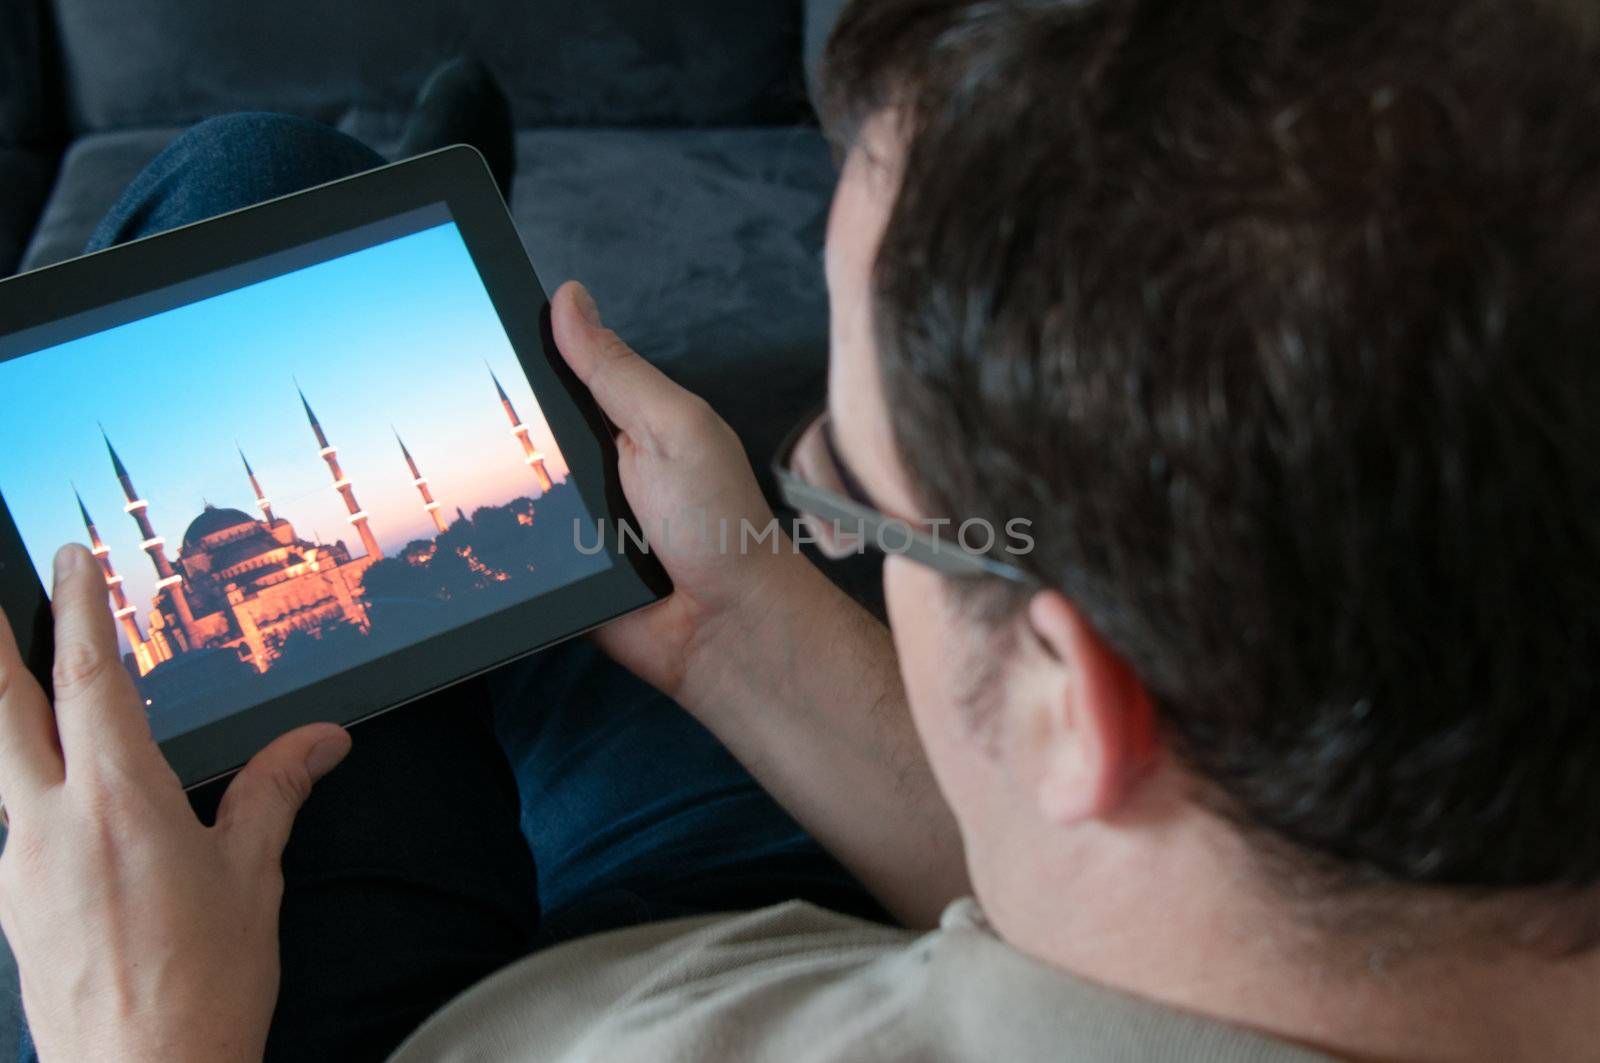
[972,785,1600,1062]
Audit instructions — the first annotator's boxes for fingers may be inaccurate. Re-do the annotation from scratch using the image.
[550,281,695,444]
[47,545,158,772]
[215,723,349,864]
[0,590,64,805]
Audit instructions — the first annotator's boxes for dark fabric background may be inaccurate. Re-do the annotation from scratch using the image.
[0,149,54,274]
[49,0,811,133]
[0,0,50,141]
[804,0,846,108]
[0,0,63,272]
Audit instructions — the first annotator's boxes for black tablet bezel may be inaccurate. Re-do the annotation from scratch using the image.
[0,145,671,787]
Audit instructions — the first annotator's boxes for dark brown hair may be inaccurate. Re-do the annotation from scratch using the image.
[820,0,1600,893]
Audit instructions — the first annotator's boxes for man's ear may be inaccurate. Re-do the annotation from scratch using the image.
[1027,591,1158,825]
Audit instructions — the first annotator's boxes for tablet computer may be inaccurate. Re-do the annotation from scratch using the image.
[0,146,671,787]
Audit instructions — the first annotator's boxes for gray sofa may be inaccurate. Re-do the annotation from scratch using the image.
[0,0,850,1048]
[2,0,846,464]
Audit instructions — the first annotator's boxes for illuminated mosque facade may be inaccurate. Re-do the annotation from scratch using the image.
[83,368,561,677]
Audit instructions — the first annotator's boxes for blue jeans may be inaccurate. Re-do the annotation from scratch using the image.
[18,113,879,1063]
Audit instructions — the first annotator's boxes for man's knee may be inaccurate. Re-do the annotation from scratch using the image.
[91,111,387,246]
[157,112,382,197]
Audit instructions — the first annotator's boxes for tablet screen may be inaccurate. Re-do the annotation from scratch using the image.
[0,203,612,741]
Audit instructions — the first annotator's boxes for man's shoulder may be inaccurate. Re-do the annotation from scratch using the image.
[388,900,1330,1063]
[389,901,923,1062]
[532,898,927,1009]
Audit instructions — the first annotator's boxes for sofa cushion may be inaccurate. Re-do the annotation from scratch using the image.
[20,124,836,460]
[48,1,810,134]
[19,128,180,272]
[510,127,836,459]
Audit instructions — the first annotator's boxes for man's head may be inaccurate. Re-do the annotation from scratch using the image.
[818,0,1600,946]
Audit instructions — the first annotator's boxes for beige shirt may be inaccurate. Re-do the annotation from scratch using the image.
[389,899,1332,1062]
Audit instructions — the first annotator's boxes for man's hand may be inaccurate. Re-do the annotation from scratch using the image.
[0,544,350,1063]
[550,280,820,710]
[550,283,969,927]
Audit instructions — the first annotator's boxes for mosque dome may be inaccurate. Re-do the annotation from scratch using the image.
[181,505,259,549]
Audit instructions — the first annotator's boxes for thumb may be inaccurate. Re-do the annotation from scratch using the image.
[550,280,689,442]
[215,723,351,864]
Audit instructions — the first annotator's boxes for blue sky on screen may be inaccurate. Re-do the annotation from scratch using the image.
[0,221,572,636]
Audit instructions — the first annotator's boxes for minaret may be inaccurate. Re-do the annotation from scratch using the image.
[75,485,157,674]
[298,384,383,560]
[238,445,274,524]
[395,429,449,535]
[101,427,198,646]
[489,365,555,494]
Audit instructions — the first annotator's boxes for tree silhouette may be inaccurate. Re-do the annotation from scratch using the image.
[357,483,605,620]
[269,618,370,675]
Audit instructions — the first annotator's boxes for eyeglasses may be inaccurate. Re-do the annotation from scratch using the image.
[772,405,1036,584]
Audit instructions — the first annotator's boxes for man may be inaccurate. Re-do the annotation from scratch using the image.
[2,0,1597,1059]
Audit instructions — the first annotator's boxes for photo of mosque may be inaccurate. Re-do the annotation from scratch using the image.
[75,365,589,709]
[0,216,612,739]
